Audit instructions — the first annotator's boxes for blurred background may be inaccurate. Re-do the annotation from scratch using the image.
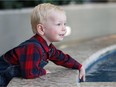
[0,0,116,55]
[0,0,116,9]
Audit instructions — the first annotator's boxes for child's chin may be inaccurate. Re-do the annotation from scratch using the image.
[58,39,64,41]
[54,39,63,42]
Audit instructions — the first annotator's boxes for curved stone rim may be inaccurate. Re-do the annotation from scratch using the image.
[77,45,116,83]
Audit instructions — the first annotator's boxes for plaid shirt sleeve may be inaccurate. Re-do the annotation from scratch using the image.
[49,45,82,70]
[4,43,46,79]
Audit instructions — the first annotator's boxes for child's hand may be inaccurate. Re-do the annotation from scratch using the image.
[79,66,86,82]
[46,69,51,74]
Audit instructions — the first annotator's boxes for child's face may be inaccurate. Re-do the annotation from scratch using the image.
[43,10,67,43]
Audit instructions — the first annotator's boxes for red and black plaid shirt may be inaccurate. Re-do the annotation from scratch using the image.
[3,34,82,79]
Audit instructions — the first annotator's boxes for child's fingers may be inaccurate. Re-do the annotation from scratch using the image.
[82,75,86,82]
[79,74,85,82]
[46,70,51,74]
[79,74,82,79]
[79,66,86,82]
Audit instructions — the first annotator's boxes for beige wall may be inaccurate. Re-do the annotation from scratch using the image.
[0,3,116,55]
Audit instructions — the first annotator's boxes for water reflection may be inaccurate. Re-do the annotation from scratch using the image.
[86,50,116,82]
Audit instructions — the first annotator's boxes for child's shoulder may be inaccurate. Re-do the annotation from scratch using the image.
[19,37,41,47]
[3,38,43,56]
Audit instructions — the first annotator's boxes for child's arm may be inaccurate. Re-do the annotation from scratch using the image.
[49,46,86,81]
[49,45,82,70]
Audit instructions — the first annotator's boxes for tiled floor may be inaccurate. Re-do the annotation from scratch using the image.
[8,34,116,87]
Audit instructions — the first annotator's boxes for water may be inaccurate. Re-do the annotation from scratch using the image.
[86,50,116,82]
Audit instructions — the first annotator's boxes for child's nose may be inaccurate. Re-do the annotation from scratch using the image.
[62,26,66,31]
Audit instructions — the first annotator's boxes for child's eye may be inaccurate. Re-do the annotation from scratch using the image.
[64,23,67,26]
[56,23,61,26]
[56,23,66,26]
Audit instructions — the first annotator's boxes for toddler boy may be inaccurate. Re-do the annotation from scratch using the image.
[0,3,85,86]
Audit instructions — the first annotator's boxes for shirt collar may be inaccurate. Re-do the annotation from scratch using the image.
[34,34,53,52]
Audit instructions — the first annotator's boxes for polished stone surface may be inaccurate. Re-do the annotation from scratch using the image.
[8,35,116,87]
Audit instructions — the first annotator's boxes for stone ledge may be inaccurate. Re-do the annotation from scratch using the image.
[8,34,116,87]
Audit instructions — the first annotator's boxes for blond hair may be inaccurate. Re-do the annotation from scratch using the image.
[31,3,65,34]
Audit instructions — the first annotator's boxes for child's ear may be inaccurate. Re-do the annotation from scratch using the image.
[36,24,45,35]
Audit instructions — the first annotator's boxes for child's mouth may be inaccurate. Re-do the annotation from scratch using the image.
[59,34,64,37]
